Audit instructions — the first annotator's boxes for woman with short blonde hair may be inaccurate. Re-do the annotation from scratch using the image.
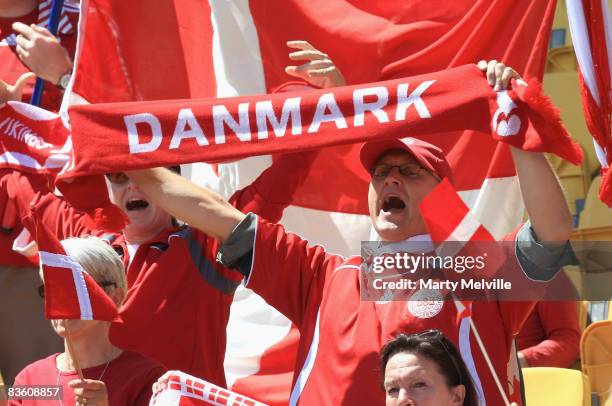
[11,237,165,406]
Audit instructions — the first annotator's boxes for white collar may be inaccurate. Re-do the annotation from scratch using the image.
[372,234,434,255]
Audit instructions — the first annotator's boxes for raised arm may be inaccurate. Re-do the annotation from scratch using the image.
[478,60,572,244]
[126,168,245,243]
[126,167,344,327]
[510,148,572,243]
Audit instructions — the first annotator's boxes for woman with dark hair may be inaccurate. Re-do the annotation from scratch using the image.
[380,330,478,406]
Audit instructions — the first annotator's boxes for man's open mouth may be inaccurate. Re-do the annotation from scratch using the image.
[382,195,406,213]
[125,199,149,211]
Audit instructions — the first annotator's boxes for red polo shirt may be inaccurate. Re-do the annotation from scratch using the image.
[218,215,572,405]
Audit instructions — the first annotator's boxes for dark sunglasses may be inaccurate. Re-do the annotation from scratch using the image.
[106,166,181,185]
[105,172,129,185]
[38,281,118,299]
[369,163,427,180]
[414,329,464,385]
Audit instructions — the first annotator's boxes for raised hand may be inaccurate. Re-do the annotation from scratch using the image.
[13,22,73,85]
[477,60,521,91]
[285,40,346,88]
[68,379,109,406]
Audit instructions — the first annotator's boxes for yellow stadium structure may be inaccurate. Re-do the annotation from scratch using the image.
[581,320,612,406]
[523,367,591,406]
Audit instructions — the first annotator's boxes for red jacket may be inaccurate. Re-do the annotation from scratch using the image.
[517,301,580,368]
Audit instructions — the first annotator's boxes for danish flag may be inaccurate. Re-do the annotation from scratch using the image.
[34,210,118,321]
[419,179,515,406]
[150,371,268,406]
[453,298,473,324]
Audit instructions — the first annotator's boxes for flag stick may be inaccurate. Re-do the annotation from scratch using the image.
[64,320,84,381]
[466,316,511,406]
[453,296,511,406]
[30,0,66,106]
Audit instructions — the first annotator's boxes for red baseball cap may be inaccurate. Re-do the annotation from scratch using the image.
[359,137,454,183]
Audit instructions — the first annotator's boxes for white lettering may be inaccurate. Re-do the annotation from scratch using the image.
[420,279,458,291]
[169,108,208,149]
[395,80,436,120]
[308,93,348,133]
[353,86,389,126]
[255,98,302,139]
[213,103,251,144]
[125,113,163,154]
[0,117,11,132]
[0,117,53,150]
[8,120,23,138]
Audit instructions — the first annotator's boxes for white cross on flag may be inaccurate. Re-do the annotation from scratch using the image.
[34,211,118,321]
[418,178,506,283]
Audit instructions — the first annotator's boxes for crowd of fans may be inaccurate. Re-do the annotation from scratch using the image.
[0,1,582,405]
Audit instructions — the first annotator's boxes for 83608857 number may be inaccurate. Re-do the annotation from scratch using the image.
[6,385,62,400]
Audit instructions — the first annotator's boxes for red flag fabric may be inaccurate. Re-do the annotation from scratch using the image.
[567,0,612,206]
[245,0,558,214]
[70,0,216,103]
[150,371,268,406]
[33,209,118,321]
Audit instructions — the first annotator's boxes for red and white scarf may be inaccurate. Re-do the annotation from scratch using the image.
[65,65,581,179]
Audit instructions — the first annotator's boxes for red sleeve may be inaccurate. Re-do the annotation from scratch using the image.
[229,152,316,223]
[519,301,580,368]
[1,170,94,239]
[246,218,345,327]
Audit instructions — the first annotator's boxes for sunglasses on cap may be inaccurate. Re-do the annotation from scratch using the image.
[413,329,464,385]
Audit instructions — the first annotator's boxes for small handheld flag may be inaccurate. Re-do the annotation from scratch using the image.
[34,211,118,321]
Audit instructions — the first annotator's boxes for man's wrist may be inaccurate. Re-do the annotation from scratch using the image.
[56,70,72,90]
